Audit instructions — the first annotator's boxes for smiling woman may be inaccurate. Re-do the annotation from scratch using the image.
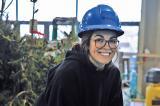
[89,30,119,65]
[36,4,124,106]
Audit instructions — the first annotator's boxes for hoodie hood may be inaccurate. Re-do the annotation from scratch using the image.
[65,44,89,66]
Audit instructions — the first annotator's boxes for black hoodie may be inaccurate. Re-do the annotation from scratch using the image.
[36,45,123,106]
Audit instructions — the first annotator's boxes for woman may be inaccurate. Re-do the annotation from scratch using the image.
[36,4,124,106]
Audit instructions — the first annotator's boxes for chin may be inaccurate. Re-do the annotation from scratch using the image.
[98,56,112,64]
[98,60,111,64]
[103,61,111,64]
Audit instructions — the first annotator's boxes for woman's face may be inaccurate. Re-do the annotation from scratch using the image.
[89,30,119,64]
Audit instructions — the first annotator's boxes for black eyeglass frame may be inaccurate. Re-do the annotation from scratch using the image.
[94,38,119,49]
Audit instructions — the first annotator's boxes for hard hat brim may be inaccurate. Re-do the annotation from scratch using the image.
[78,25,124,38]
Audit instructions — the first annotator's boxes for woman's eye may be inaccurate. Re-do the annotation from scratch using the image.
[109,39,118,43]
[96,39,105,43]
[110,40,115,43]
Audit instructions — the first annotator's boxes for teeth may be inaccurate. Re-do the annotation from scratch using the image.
[97,51,112,56]
[101,53,110,56]
[100,52,111,55]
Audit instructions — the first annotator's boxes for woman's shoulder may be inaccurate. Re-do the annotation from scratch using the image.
[105,62,121,76]
[107,62,119,71]
[54,59,82,79]
[59,59,81,71]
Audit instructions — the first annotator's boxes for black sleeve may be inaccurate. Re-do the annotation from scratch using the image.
[36,92,47,106]
[36,64,61,106]
[46,64,80,106]
[109,69,123,106]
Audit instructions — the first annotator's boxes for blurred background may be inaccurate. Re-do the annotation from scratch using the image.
[0,0,160,106]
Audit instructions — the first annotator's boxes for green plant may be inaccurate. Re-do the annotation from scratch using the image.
[0,20,55,105]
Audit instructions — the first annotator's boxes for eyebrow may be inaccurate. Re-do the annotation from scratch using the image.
[94,34,117,40]
[110,36,117,39]
[94,34,104,38]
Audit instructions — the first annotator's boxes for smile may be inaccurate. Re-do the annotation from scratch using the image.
[97,51,112,56]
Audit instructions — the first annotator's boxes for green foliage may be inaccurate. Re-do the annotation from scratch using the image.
[0,20,20,105]
[0,20,55,106]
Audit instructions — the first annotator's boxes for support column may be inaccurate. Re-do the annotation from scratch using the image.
[52,25,57,41]
[137,0,160,98]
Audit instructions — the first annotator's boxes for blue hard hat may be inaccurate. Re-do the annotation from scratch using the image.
[78,4,124,38]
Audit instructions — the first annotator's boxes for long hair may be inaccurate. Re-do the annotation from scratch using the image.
[80,31,93,54]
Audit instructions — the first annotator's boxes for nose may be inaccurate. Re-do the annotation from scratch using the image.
[103,41,110,49]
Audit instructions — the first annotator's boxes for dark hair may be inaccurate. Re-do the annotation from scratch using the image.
[80,31,93,54]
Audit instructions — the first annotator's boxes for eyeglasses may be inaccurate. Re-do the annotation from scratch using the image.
[94,38,119,49]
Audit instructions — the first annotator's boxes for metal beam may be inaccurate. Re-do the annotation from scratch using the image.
[16,0,18,21]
